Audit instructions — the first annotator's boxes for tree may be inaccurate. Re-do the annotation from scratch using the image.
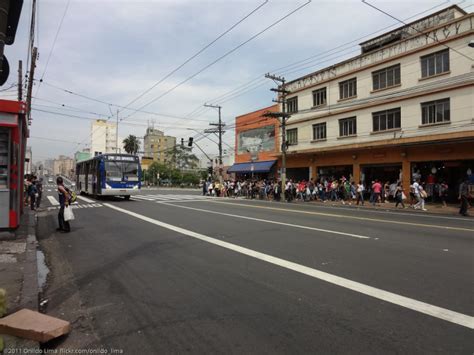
[123,135,140,155]
[165,146,199,170]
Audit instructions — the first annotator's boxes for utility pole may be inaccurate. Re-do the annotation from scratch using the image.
[116,109,119,154]
[25,47,37,124]
[263,73,290,194]
[204,104,225,182]
[18,60,22,101]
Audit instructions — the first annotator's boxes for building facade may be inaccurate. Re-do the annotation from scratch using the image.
[90,119,117,155]
[53,155,75,178]
[228,105,280,179]
[278,5,473,200]
[143,128,176,164]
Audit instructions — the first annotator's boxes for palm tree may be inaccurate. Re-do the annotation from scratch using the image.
[123,135,140,155]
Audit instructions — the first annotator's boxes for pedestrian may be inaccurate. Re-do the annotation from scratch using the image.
[28,176,38,211]
[413,179,427,211]
[36,178,43,208]
[394,182,405,209]
[356,181,364,205]
[458,178,470,216]
[56,176,71,233]
[439,181,448,207]
[372,180,382,206]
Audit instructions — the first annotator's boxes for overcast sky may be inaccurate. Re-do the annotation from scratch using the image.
[1,0,471,163]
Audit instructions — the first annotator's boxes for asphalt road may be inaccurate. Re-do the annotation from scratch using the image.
[36,186,474,354]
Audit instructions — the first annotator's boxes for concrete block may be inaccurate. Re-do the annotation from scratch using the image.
[0,309,70,343]
[0,289,5,317]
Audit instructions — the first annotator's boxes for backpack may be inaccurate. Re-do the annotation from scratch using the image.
[66,187,77,203]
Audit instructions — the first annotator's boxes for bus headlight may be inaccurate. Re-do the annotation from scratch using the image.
[105,183,112,189]
[133,185,139,189]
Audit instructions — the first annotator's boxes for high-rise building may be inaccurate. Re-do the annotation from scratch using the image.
[53,155,75,178]
[143,128,176,164]
[90,119,117,155]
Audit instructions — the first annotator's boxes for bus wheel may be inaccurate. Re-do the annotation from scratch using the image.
[124,195,130,200]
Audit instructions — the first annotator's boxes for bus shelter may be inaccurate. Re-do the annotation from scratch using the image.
[0,99,27,230]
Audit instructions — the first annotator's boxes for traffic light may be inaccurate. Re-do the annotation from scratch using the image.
[0,0,24,86]
[187,137,193,147]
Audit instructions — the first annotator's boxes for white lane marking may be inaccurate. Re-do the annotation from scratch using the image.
[160,203,370,239]
[47,189,52,192]
[156,199,215,203]
[47,196,59,206]
[77,195,95,203]
[103,202,474,330]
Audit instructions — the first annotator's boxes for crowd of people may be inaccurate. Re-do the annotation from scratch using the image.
[24,174,43,211]
[202,176,471,215]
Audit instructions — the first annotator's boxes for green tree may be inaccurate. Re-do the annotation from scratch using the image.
[123,135,140,155]
[165,146,199,170]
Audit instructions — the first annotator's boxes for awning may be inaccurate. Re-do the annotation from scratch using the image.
[227,160,276,174]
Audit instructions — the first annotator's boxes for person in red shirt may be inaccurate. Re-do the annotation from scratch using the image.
[372,180,382,206]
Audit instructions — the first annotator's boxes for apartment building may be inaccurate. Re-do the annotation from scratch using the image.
[90,119,117,155]
[279,5,473,198]
[143,128,176,164]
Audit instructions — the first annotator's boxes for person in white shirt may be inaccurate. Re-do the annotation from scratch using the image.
[413,180,427,211]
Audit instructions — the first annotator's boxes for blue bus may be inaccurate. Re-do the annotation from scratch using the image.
[76,153,141,199]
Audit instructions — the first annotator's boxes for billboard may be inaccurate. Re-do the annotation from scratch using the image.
[238,125,275,154]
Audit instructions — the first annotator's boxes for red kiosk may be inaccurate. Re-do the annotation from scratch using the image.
[0,99,27,230]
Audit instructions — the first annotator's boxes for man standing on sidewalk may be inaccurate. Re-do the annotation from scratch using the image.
[458,179,470,217]
[372,180,382,206]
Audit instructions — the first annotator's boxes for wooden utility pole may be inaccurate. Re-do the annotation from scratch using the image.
[18,60,22,101]
[25,47,37,124]
[264,73,290,194]
[204,103,225,182]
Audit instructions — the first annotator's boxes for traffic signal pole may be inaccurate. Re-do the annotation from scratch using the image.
[204,104,225,182]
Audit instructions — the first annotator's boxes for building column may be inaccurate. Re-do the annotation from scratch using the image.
[402,158,411,194]
[352,162,360,183]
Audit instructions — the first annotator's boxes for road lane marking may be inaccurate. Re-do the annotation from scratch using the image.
[207,200,474,233]
[47,196,59,206]
[77,195,95,203]
[160,202,370,239]
[103,202,474,329]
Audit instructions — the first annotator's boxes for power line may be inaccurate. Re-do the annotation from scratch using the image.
[120,0,312,123]
[118,0,269,113]
[33,0,71,101]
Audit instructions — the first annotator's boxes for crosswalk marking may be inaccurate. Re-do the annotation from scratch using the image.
[47,203,103,211]
[47,196,60,206]
[77,195,95,203]
[131,194,214,202]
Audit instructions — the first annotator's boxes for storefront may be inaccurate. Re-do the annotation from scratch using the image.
[0,100,27,230]
[227,160,277,180]
[361,163,402,185]
[317,165,353,182]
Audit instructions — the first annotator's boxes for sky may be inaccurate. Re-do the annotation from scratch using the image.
[1,0,471,163]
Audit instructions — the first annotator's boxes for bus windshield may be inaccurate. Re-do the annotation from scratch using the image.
[105,160,139,182]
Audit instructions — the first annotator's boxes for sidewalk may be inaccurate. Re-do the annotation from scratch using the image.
[0,209,39,350]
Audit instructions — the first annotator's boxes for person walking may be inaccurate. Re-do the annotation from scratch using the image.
[356,181,364,205]
[28,176,38,211]
[458,179,470,216]
[56,176,71,233]
[439,181,448,207]
[413,179,427,211]
[372,180,382,206]
[394,182,405,209]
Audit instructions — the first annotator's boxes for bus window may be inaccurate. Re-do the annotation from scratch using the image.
[122,162,139,181]
[105,161,122,181]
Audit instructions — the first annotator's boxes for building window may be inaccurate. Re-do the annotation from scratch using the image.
[339,117,357,137]
[421,49,449,78]
[287,97,298,113]
[312,123,326,140]
[372,108,401,132]
[286,128,298,145]
[339,78,357,100]
[312,87,327,107]
[372,64,400,91]
[421,98,450,125]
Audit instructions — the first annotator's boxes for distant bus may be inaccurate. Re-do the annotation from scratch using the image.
[76,153,141,199]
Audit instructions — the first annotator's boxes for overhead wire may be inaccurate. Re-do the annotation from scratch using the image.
[119,0,312,123]
[118,0,269,114]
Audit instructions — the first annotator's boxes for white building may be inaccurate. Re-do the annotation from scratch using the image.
[90,119,117,156]
[276,5,473,200]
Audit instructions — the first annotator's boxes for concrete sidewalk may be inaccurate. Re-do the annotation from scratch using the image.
[0,209,39,350]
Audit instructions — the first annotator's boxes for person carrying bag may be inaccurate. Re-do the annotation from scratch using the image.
[56,177,71,233]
